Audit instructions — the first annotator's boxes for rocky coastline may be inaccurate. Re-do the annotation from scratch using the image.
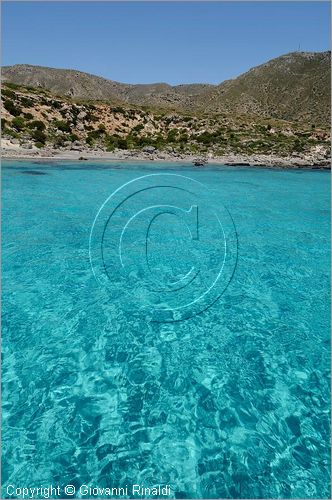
[2,140,330,169]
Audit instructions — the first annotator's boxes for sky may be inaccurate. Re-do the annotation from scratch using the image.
[2,1,330,85]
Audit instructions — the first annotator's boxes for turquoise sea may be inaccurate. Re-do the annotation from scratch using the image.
[2,161,331,499]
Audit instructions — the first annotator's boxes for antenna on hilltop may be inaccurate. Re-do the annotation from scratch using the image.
[298,43,301,52]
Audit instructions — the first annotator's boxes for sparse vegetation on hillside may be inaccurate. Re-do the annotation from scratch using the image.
[1,80,330,162]
[3,99,22,116]
[2,52,330,126]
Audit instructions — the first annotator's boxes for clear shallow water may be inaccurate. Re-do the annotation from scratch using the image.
[2,161,330,499]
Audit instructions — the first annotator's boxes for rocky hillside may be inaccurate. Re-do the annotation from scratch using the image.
[196,51,331,126]
[1,64,213,111]
[2,51,330,126]
[1,80,330,163]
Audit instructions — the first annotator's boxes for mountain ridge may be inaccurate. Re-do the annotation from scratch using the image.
[2,51,331,125]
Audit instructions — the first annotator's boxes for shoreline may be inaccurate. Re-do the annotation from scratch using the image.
[1,146,331,170]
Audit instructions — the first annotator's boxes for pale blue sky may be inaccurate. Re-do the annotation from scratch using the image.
[2,1,330,84]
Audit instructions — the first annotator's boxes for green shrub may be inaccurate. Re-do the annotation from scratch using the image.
[53,120,71,132]
[132,123,144,134]
[12,116,25,131]
[4,82,20,90]
[23,112,34,120]
[98,124,106,132]
[197,131,214,144]
[124,136,135,149]
[293,138,305,152]
[154,136,165,149]
[167,129,178,142]
[86,128,105,145]
[104,134,127,150]
[117,137,128,149]
[85,112,98,122]
[87,129,104,142]
[71,105,80,116]
[1,118,7,129]
[2,88,16,99]
[69,133,79,142]
[3,99,22,116]
[32,129,47,144]
[28,120,46,131]
[54,134,67,147]
[51,100,62,110]
[137,134,159,148]
[112,106,125,114]
[20,96,34,107]
[35,142,44,149]
[3,127,19,138]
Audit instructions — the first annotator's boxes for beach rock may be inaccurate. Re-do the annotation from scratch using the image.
[226,161,250,166]
[142,146,156,153]
[193,158,208,166]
